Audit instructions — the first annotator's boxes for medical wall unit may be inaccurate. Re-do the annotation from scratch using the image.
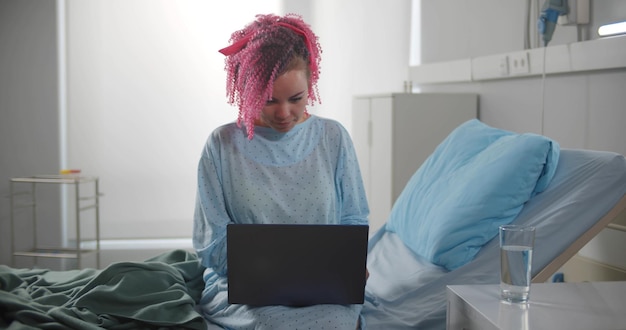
[9,175,101,269]
[352,93,477,232]
[410,35,626,84]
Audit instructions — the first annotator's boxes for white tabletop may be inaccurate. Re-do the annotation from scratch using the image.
[447,281,626,330]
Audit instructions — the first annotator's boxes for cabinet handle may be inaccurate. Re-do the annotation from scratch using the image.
[368,120,373,147]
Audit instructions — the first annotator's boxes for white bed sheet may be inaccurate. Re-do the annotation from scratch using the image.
[362,149,626,329]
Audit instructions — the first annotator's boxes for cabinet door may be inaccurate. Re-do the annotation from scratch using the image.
[352,97,371,203]
[369,97,393,231]
[352,93,477,233]
[352,96,392,233]
[391,94,477,200]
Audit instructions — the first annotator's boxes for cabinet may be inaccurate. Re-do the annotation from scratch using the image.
[352,93,477,232]
[9,175,101,269]
[447,282,626,329]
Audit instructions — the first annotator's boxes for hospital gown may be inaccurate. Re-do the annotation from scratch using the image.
[193,115,370,330]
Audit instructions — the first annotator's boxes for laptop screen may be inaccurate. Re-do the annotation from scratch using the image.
[227,224,369,306]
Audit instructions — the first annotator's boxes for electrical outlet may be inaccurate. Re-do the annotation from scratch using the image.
[499,56,509,76]
[509,52,530,75]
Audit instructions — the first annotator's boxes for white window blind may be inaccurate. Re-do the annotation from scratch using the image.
[65,0,279,239]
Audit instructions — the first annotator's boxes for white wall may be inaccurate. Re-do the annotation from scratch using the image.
[309,0,412,131]
[415,0,626,274]
[282,0,411,132]
[0,0,64,268]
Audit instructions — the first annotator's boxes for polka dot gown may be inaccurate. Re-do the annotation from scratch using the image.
[193,116,369,329]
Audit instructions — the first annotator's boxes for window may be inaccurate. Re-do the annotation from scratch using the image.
[63,0,279,240]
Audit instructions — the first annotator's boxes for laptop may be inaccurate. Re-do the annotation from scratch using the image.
[227,223,369,307]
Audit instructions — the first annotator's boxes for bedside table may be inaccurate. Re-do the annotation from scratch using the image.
[447,281,626,330]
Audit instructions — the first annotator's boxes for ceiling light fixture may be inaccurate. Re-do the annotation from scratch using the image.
[598,21,626,37]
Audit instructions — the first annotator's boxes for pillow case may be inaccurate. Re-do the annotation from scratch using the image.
[385,119,560,270]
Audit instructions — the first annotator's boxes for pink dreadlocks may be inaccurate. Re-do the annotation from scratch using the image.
[219,13,322,139]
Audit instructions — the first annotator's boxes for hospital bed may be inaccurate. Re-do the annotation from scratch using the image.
[1,119,625,330]
[362,120,626,329]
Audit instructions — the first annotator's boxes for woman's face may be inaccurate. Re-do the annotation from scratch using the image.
[256,69,309,133]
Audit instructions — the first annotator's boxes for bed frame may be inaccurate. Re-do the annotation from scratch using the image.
[533,194,626,282]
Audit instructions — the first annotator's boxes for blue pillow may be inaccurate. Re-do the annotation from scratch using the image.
[385,119,560,270]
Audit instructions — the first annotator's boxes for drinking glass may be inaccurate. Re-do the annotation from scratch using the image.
[499,224,535,303]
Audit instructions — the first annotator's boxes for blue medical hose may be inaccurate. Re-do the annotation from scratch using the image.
[538,0,569,46]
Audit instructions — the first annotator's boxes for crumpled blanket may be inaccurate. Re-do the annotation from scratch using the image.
[0,249,207,329]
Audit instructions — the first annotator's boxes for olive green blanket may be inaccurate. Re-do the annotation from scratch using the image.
[0,249,207,329]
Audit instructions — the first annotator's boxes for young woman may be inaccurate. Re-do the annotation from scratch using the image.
[193,13,369,329]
